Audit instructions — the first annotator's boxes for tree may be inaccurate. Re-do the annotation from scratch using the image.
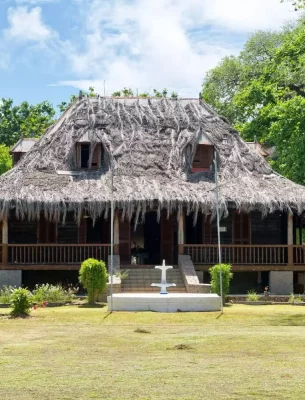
[0,98,55,147]
[58,87,96,113]
[0,144,12,175]
[281,0,305,10]
[111,88,178,98]
[202,20,305,184]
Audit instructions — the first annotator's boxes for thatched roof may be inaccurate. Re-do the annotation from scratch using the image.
[10,138,38,154]
[1,96,305,223]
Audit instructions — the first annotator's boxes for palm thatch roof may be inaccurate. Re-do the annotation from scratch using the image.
[0,96,305,224]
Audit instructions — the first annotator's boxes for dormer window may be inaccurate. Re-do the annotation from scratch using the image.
[77,143,104,170]
[192,145,214,172]
[80,144,90,168]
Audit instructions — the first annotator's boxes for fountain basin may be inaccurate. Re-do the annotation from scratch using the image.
[107,293,221,312]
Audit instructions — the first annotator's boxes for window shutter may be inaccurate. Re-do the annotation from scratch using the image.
[78,218,87,243]
[91,145,100,169]
[233,212,251,244]
[192,145,214,170]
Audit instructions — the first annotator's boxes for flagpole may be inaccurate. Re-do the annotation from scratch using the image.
[110,161,114,312]
[214,150,223,313]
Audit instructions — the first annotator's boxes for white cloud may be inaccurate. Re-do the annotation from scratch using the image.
[57,0,297,97]
[4,6,55,42]
[15,0,58,4]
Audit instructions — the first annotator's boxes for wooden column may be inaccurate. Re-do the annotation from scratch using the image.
[178,211,185,255]
[288,212,294,266]
[113,211,119,255]
[2,216,8,268]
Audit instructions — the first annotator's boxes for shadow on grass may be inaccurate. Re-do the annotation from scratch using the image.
[268,314,305,326]
[78,303,107,309]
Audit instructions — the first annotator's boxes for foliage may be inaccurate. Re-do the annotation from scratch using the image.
[79,258,108,304]
[32,283,76,305]
[209,264,233,301]
[202,19,305,184]
[0,144,12,175]
[0,285,15,304]
[58,87,96,113]
[281,0,305,10]
[0,98,55,147]
[111,88,178,98]
[247,290,260,302]
[289,293,304,303]
[115,269,129,280]
[10,288,33,317]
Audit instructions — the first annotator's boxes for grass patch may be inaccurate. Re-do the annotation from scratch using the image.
[0,305,305,399]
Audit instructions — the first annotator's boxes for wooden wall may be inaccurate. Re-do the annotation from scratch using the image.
[187,210,286,245]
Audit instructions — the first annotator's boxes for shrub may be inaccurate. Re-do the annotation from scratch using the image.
[32,283,76,305]
[209,264,233,303]
[79,258,108,304]
[0,285,14,304]
[247,290,260,302]
[290,293,304,303]
[10,288,33,317]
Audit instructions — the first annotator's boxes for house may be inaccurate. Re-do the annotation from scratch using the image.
[0,96,305,294]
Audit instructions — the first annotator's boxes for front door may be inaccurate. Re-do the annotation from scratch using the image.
[119,218,131,264]
[160,211,174,264]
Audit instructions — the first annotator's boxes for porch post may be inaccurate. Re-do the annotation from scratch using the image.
[288,212,294,266]
[2,216,8,267]
[178,211,185,255]
[114,211,119,255]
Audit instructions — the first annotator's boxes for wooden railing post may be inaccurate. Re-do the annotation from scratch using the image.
[2,216,8,268]
[178,210,185,255]
[114,211,119,255]
[288,212,294,266]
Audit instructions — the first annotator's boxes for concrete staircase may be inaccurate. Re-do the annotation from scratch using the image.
[120,268,186,293]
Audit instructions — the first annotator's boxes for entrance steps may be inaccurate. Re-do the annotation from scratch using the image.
[120,268,186,293]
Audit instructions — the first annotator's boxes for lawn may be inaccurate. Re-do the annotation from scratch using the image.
[0,305,305,400]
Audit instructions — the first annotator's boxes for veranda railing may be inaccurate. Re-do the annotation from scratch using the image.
[7,244,111,265]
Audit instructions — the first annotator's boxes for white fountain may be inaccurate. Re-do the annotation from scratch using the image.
[107,259,221,312]
[151,260,176,294]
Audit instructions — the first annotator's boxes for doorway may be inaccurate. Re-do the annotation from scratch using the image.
[130,211,175,265]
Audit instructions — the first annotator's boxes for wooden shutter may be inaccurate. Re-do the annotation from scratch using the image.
[233,212,251,244]
[78,218,87,243]
[203,215,212,244]
[160,212,174,264]
[119,218,131,264]
[38,216,57,243]
[192,145,214,171]
[91,145,101,170]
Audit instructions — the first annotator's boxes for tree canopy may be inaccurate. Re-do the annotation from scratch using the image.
[0,144,12,175]
[202,19,305,184]
[281,0,305,10]
[0,98,55,147]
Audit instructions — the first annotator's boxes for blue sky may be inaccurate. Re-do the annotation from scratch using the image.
[0,0,299,109]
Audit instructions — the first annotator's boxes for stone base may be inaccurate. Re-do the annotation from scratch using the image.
[107,293,221,312]
[269,271,293,295]
[0,270,22,287]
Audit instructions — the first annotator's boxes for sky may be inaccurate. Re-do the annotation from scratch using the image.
[0,0,299,109]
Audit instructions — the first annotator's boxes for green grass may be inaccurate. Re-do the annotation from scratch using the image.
[1,305,305,399]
